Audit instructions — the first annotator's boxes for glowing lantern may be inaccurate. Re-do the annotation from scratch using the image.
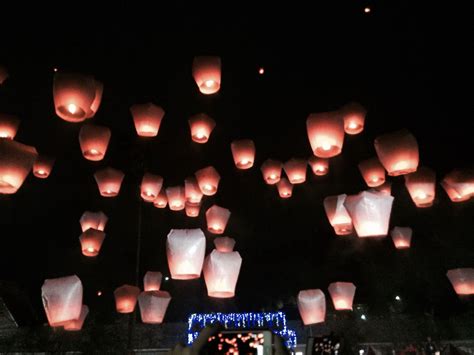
[277,177,293,198]
[374,129,419,176]
[188,113,216,143]
[41,275,83,327]
[138,291,172,324]
[390,226,412,249]
[372,181,392,196]
[140,173,163,202]
[79,211,108,232]
[185,202,201,217]
[0,65,8,84]
[153,191,168,208]
[206,205,231,234]
[78,124,111,161]
[33,155,55,179]
[192,56,221,95]
[64,305,89,331]
[404,167,436,207]
[0,114,20,139]
[0,139,37,194]
[306,112,345,158]
[323,194,353,236]
[328,282,356,310]
[166,229,206,280]
[447,268,474,295]
[114,285,140,313]
[130,103,165,137]
[203,250,242,298]
[144,271,162,292]
[94,167,124,197]
[260,159,282,184]
[195,166,220,196]
[53,72,103,122]
[441,169,474,202]
[341,102,366,135]
[297,289,326,325]
[214,237,236,253]
[308,156,329,176]
[231,139,256,169]
[79,228,106,257]
[166,186,185,211]
[344,190,394,237]
[358,158,386,187]
[283,158,307,184]
[185,177,203,204]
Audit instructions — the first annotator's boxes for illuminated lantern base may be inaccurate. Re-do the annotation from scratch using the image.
[185,202,200,217]
[63,305,89,331]
[144,271,162,292]
[328,282,356,311]
[138,291,172,324]
[447,268,474,296]
[333,222,353,236]
[79,228,106,257]
[153,193,168,208]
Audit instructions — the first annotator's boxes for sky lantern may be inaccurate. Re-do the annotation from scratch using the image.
[297,289,326,325]
[144,271,162,292]
[323,194,353,236]
[195,166,220,196]
[214,237,236,253]
[447,268,474,296]
[0,65,8,84]
[41,275,83,327]
[358,157,386,187]
[277,177,293,198]
[166,229,206,280]
[306,111,345,158]
[53,72,103,122]
[138,291,172,324]
[308,156,329,176]
[79,211,107,232]
[78,124,111,161]
[94,167,124,197]
[283,158,307,184]
[140,173,163,202]
[188,113,216,143]
[372,181,392,196]
[63,305,89,331]
[79,228,106,257]
[404,167,436,207]
[206,205,231,234]
[391,226,412,249]
[441,169,474,202]
[328,282,356,310]
[0,139,37,194]
[130,103,165,137]
[374,129,419,176]
[185,177,203,204]
[166,186,185,211]
[114,285,140,313]
[231,139,256,169]
[153,191,168,208]
[260,159,282,184]
[340,102,366,135]
[344,190,394,237]
[33,155,55,179]
[0,113,20,139]
[203,250,242,298]
[185,202,201,217]
[192,56,221,95]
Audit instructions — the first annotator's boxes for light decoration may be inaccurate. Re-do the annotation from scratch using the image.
[192,56,221,95]
[130,103,165,137]
[79,211,108,232]
[79,228,106,257]
[441,169,474,202]
[166,186,185,211]
[188,113,216,143]
[195,166,220,196]
[323,194,353,235]
[277,177,293,198]
[447,268,474,295]
[340,102,366,135]
[306,111,345,158]
[185,177,203,204]
[0,113,20,139]
[260,159,282,184]
[114,285,140,313]
[308,156,329,176]
[153,191,168,208]
[140,173,163,202]
[390,226,412,249]
[283,158,307,184]
[231,139,256,169]
[63,305,89,331]
[78,124,111,161]
[206,205,231,234]
[138,291,172,324]
[33,155,55,179]
[328,282,356,310]
[404,167,436,207]
[166,229,206,280]
[358,158,386,187]
[94,167,124,197]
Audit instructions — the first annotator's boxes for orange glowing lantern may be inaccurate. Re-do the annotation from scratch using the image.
[390,226,412,249]
[94,167,124,197]
[374,129,419,176]
[447,268,474,296]
[206,205,231,234]
[306,112,345,158]
[188,113,216,143]
[358,158,386,187]
[79,228,106,257]
[63,305,89,331]
[260,159,282,184]
[0,114,20,139]
[192,56,221,95]
[185,202,201,217]
[185,177,203,204]
[140,173,163,202]
[144,271,162,292]
[138,291,172,324]
[441,169,474,202]
[297,289,326,325]
[153,191,168,208]
[0,65,8,85]
[340,102,366,135]
[372,181,392,196]
[130,103,165,137]
[41,275,83,327]
[323,194,353,236]
[308,156,329,176]
[166,186,185,211]
[204,250,242,298]
[277,177,293,198]
[114,285,140,313]
[283,158,307,184]
[0,139,37,194]
[404,167,436,207]
[328,282,356,310]
[166,229,206,280]
[79,211,108,232]
[78,124,111,161]
[53,72,103,122]
[214,237,236,253]
[33,155,55,179]
[195,166,220,196]
[231,139,256,169]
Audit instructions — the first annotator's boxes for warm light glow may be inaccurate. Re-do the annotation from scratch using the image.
[196,131,204,139]
[204,184,212,191]
[205,80,214,88]
[87,247,95,253]
[364,7,371,13]
[335,299,350,309]
[89,149,99,155]
[270,174,276,179]
[212,224,221,231]
[37,169,46,176]
[321,142,332,151]
[348,121,358,129]
[67,103,78,114]
[0,133,8,138]
[240,159,249,165]
[416,191,427,200]
[258,68,265,75]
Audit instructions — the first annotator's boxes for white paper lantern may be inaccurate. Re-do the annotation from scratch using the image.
[144,271,163,291]
[203,250,242,298]
[297,289,326,325]
[328,282,356,310]
[323,194,353,235]
[166,229,206,280]
[391,226,412,249]
[138,291,172,324]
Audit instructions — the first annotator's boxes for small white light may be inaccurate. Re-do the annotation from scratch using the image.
[364,7,371,13]
[164,276,170,281]
[269,174,277,180]
[258,67,265,75]
[67,103,78,114]
[321,142,331,151]
[395,295,401,301]
[349,121,358,129]
[359,350,365,355]
[205,80,214,88]
[361,314,367,320]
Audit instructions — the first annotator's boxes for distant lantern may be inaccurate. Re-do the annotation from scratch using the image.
[144,271,162,292]
[114,285,140,313]
[328,282,356,311]
[447,268,474,296]
[0,114,20,139]
[33,155,55,179]
[78,124,111,161]
[391,226,412,249]
[130,103,165,137]
[341,102,367,135]
[206,205,231,234]
[192,56,221,95]
[195,166,220,196]
[141,173,163,202]
[344,190,394,237]
[138,291,172,324]
[166,186,185,211]
[231,139,256,169]
[53,72,103,122]
[188,113,216,143]
[297,289,326,325]
[308,156,329,176]
[153,191,168,208]
[214,237,236,253]
[41,275,83,327]
[277,177,293,198]
[323,194,353,236]
[185,202,201,217]
[306,112,345,158]
[94,167,124,197]
[166,229,206,280]
[204,250,242,298]
[404,167,436,207]
[0,139,38,194]
[358,158,386,187]
[185,177,203,204]
[80,211,108,232]
[0,65,8,84]
[374,129,419,176]
[64,305,89,331]
[441,169,474,202]
[372,181,392,196]
[260,159,282,184]
[283,158,307,184]
[79,228,106,257]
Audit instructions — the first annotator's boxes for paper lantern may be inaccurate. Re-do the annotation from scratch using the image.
[185,177,203,204]
[372,181,392,196]
[114,285,140,313]
[78,124,111,161]
[0,139,37,194]
[141,173,163,202]
[323,194,353,236]
[0,113,20,139]
[64,305,89,331]
[166,186,185,211]
[195,166,220,196]
[130,103,165,137]
[328,282,356,310]
[344,191,394,237]
[231,139,256,169]
[214,237,236,253]
[447,268,474,295]
[94,167,124,197]
[341,102,366,135]
[277,177,293,198]
[374,129,419,176]
[0,65,8,85]
[80,211,108,232]
[33,155,55,179]
[79,228,106,257]
[185,202,201,217]
[260,159,282,184]
[283,158,307,184]
[306,112,345,158]
[358,158,386,187]
[53,72,103,122]
[144,271,162,292]
[404,167,436,207]
[41,275,83,327]
[192,56,221,95]
[153,191,168,208]
[391,226,412,249]
[308,156,329,176]
[441,169,474,202]
[204,250,242,298]
[297,289,326,325]
[188,113,216,143]
[138,291,172,324]
[166,229,206,280]
[206,205,231,234]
